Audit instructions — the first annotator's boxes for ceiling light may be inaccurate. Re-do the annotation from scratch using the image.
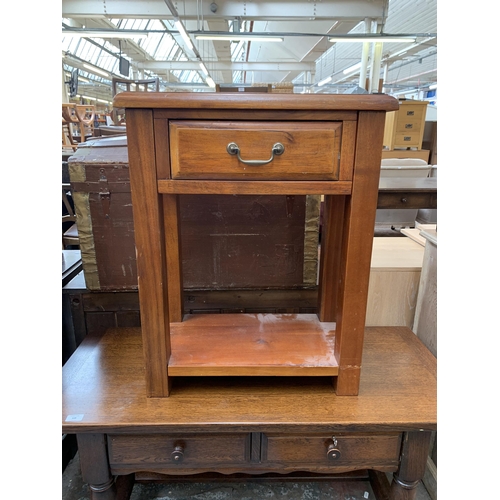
[83,63,110,78]
[206,76,216,88]
[174,20,194,50]
[317,76,332,87]
[329,36,416,43]
[343,62,362,75]
[199,62,209,75]
[429,83,437,90]
[62,30,148,39]
[196,35,283,42]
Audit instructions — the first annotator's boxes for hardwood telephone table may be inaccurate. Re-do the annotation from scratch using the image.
[62,94,436,498]
[110,92,399,397]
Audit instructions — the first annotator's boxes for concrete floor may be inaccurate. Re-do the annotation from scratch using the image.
[63,451,433,500]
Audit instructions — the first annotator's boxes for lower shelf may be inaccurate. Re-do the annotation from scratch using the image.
[168,313,338,376]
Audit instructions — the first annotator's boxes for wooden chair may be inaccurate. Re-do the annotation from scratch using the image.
[62,104,80,152]
[111,77,160,124]
[62,183,79,248]
[62,104,96,151]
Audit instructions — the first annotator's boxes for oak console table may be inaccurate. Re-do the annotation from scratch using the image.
[62,325,437,500]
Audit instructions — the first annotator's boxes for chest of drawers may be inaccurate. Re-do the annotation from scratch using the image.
[383,99,428,150]
[113,92,398,397]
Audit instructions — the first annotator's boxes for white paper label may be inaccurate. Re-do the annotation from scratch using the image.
[65,414,84,422]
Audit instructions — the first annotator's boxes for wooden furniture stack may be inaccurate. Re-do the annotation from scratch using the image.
[112,92,399,397]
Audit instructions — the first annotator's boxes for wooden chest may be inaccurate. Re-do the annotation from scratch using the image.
[383,99,428,150]
[68,136,320,291]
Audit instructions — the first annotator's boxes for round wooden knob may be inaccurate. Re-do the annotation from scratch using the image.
[171,445,184,463]
[327,443,341,460]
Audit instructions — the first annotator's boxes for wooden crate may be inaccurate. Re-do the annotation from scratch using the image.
[68,136,320,291]
[383,99,428,150]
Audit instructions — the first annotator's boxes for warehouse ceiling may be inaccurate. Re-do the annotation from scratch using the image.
[61,0,437,105]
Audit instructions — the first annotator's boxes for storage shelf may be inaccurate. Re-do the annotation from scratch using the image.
[168,313,338,376]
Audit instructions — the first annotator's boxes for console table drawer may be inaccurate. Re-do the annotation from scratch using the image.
[169,121,342,180]
[108,433,251,469]
[262,433,401,467]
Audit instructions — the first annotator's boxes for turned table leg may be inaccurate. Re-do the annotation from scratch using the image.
[77,434,117,500]
[390,431,432,500]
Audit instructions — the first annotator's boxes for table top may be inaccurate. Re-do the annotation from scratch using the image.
[378,177,436,192]
[62,325,436,434]
[113,92,399,111]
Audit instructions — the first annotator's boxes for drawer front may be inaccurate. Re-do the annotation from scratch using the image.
[108,433,251,468]
[393,131,423,147]
[395,119,423,133]
[169,121,342,180]
[398,105,427,123]
[377,192,437,209]
[263,433,401,468]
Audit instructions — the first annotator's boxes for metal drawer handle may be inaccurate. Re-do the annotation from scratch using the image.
[226,142,285,166]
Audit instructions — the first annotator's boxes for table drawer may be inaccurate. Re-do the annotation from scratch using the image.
[262,433,401,468]
[169,121,342,180]
[377,191,437,209]
[108,433,251,469]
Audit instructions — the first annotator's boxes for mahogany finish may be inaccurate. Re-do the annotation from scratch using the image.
[169,121,342,180]
[168,313,338,376]
[117,92,398,397]
[62,326,436,499]
[114,92,400,111]
[157,179,352,195]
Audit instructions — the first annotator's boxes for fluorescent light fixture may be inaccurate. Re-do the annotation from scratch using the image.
[196,34,283,42]
[343,62,362,75]
[199,62,209,75]
[329,36,416,43]
[174,20,194,50]
[83,63,110,78]
[429,83,437,90]
[206,76,216,88]
[63,30,148,39]
[317,76,332,87]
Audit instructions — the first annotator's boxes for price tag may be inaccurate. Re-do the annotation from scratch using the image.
[65,414,84,422]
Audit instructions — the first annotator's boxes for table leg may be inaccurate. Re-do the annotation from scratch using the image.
[77,434,117,500]
[390,431,432,500]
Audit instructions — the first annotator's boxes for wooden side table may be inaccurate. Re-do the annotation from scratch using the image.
[112,92,399,397]
[62,325,436,500]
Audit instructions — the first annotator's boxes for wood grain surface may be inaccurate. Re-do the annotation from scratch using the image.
[158,180,352,195]
[168,313,338,376]
[62,325,436,434]
[169,121,342,180]
[114,92,399,111]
